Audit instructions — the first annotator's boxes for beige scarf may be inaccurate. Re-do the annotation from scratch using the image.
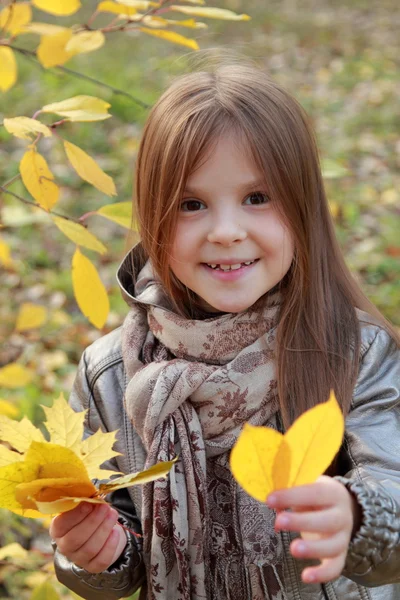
[121,250,287,600]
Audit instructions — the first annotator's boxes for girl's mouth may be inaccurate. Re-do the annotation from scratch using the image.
[201,259,260,279]
[205,259,258,271]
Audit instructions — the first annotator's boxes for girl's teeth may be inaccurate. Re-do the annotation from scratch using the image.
[207,260,255,271]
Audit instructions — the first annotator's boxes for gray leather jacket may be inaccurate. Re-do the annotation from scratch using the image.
[53,297,400,600]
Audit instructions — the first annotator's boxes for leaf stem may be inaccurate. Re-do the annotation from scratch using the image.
[0,186,83,224]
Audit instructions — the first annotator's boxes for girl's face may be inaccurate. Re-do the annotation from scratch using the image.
[169,133,294,313]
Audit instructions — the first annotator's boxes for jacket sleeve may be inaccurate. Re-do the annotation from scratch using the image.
[52,350,146,600]
[335,326,400,587]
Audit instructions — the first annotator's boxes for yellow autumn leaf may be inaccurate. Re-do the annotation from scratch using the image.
[15,303,47,332]
[4,116,52,141]
[41,392,85,454]
[64,141,116,196]
[0,3,32,36]
[22,22,67,35]
[169,5,251,20]
[0,237,13,267]
[164,18,207,29]
[79,428,122,480]
[41,95,111,122]
[37,29,77,68]
[0,364,35,389]
[0,543,28,561]
[19,148,59,211]
[32,0,81,16]
[96,201,134,229]
[98,457,179,494]
[72,247,109,329]
[51,216,107,254]
[180,0,205,4]
[0,394,176,518]
[139,27,199,50]
[135,15,206,29]
[0,399,19,419]
[97,1,138,15]
[65,30,105,54]
[115,0,160,8]
[0,47,17,92]
[230,391,345,502]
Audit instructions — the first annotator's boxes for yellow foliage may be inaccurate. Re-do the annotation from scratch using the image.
[230,391,344,502]
[42,95,112,122]
[0,3,32,35]
[97,1,138,16]
[22,22,67,35]
[37,29,77,68]
[65,30,106,54]
[32,0,82,17]
[96,201,134,229]
[0,542,28,560]
[15,303,48,332]
[19,148,59,211]
[0,399,19,419]
[0,47,17,92]
[4,116,52,141]
[64,140,117,196]
[139,27,199,50]
[72,248,110,329]
[0,237,13,267]
[115,0,160,8]
[0,364,35,389]
[51,216,107,254]
[0,394,177,517]
[169,5,251,20]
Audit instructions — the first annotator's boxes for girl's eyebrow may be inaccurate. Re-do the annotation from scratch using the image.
[184,179,267,194]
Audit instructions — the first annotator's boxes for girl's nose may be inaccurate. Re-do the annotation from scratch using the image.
[207,220,247,246]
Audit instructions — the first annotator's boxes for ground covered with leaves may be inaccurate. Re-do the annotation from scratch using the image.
[0,0,399,597]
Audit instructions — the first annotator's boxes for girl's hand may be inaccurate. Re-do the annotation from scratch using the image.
[50,502,128,574]
[267,475,361,584]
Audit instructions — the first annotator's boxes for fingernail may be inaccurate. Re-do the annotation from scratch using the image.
[267,494,277,507]
[277,515,290,528]
[296,541,306,554]
[305,572,317,583]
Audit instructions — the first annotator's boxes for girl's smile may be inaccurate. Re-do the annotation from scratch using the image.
[169,133,294,313]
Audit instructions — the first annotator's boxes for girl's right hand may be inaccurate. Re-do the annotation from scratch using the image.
[50,501,128,573]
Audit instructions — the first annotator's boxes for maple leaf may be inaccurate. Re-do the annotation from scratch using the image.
[0,393,177,517]
[230,390,345,502]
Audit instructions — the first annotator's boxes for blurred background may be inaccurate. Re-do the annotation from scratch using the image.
[0,0,399,597]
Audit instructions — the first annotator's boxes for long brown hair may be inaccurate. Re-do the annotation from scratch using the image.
[133,61,399,428]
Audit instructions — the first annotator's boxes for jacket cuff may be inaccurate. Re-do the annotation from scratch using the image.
[53,514,144,599]
[334,475,399,576]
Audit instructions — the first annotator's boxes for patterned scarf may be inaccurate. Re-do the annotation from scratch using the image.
[120,246,287,600]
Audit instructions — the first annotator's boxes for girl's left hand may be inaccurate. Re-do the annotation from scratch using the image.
[267,475,361,584]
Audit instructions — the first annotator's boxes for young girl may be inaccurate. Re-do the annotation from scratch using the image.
[50,62,400,600]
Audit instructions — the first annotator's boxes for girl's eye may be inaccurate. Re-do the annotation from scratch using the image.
[180,199,206,212]
[244,192,270,205]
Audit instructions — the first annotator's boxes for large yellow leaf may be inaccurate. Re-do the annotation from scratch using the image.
[0,47,17,92]
[274,390,345,488]
[230,392,344,502]
[0,364,35,389]
[0,460,38,513]
[230,424,283,502]
[51,216,107,254]
[4,117,52,141]
[0,3,32,35]
[97,1,138,16]
[139,27,199,50]
[169,5,251,20]
[99,457,178,494]
[41,392,85,453]
[96,201,134,229]
[15,303,47,332]
[72,248,109,329]
[64,141,116,196]
[37,29,77,68]
[65,30,105,54]
[42,95,111,122]
[0,415,45,452]
[79,427,121,480]
[32,0,81,16]
[0,444,23,467]
[19,148,59,211]
[0,237,13,267]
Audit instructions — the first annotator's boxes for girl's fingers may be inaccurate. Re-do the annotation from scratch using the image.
[275,507,347,534]
[84,525,127,574]
[72,508,119,568]
[267,478,345,510]
[302,556,345,584]
[290,534,348,560]
[50,502,94,539]
[55,504,115,556]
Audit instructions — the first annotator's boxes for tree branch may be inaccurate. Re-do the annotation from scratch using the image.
[9,46,152,110]
[0,186,84,224]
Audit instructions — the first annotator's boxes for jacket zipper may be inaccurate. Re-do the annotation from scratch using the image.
[282,531,302,600]
[322,582,337,600]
